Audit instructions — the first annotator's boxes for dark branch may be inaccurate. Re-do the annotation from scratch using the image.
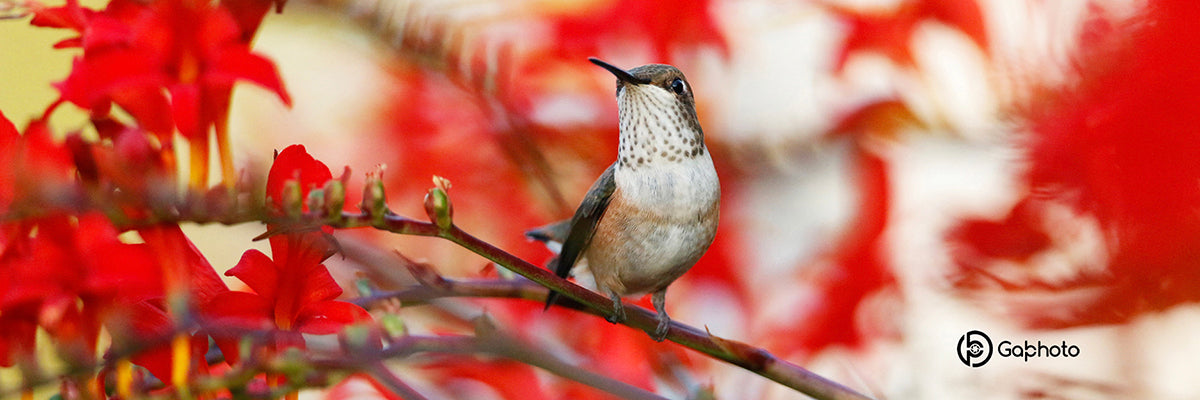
[3,184,873,400]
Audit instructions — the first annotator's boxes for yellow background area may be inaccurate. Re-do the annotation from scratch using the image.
[0,0,105,128]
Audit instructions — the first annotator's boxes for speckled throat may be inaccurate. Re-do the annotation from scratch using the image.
[614,66,706,170]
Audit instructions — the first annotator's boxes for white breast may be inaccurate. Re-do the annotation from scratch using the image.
[614,153,719,217]
[606,152,719,294]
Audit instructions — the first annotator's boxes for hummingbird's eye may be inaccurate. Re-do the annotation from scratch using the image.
[670,78,687,95]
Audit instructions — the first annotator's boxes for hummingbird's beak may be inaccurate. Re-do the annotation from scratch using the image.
[589,57,650,85]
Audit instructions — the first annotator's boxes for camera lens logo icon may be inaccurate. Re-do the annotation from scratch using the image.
[957,330,993,367]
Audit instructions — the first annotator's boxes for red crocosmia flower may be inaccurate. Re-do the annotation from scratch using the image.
[549,0,726,63]
[0,217,86,367]
[827,0,988,72]
[205,241,369,346]
[1023,0,1200,322]
[0,214,221,375]
[0,119,75,212]
[203,145,369,362]
[31,0,291,185]
[86,121,173,204]
[947,198,1053,269]
[102,224,228,383]
[264,145,335,212]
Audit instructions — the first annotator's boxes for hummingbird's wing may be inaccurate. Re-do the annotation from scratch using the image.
[541,163,616,310]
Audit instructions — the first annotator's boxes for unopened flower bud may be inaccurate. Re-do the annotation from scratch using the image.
[324,179,346,223]
[339,323,382,356]
[306,188,325,217]
[360,168,389,224]
[282,180,303,219]
[381,313,407,339]
[424,176,453,230]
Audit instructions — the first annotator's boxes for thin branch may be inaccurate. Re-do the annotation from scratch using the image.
[469,316,669,400]
[337,212,873,400]
[350,257,551,308]
[319,321,668,400]
[5,185,873,400]
[363,363,430,400]
[350,258,867,399]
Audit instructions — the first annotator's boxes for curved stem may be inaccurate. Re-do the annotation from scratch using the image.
[354,213,873,400]
[34,186,872,400]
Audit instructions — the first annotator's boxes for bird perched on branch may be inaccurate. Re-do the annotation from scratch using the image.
[527,57,719,341]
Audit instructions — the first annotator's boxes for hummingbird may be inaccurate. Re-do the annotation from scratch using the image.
[526,57,720,341]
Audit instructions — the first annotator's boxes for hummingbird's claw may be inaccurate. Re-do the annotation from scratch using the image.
[606,292,627,324]
[652,314,671,342]
[650,289,670,341]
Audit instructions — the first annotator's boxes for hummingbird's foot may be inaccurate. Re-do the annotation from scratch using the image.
[652,314,671,342]
[606,291,626,323]
[651,290,670,342]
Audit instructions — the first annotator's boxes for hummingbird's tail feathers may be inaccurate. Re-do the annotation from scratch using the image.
[543,290,561,311]
[541,256,565,311]
[524,220,571,245]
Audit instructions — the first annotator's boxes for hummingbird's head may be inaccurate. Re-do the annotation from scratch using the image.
[588,57,705,168]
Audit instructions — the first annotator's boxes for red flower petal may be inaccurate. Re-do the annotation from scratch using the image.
[269,238,343,329]
[0,110,16,139]
[85,241,162,304]
[292,301,372,335]
[28,0,89,32]
[207,47,291,105]
[0,316,37,367]
[169,83,203,139]
[110,86,174,136]
[830,0,987,71]
[551,0,727,62]
[203,291,275,331]
[225,249,279,300]
[120,301,211,384]
[56,51,168,109]
[947,198,1052,266]
[294,253,343,306]
[138,225,229,306]
[201,291,274,365]
[265,145,333,210]
[39,0,291,143]
[267,229,334,275]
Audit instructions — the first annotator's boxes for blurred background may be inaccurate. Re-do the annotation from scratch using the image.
[6,0,1200,398]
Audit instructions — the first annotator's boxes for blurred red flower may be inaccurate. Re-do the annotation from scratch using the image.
[31,0,291,188]
[828,0,988,71]
[550,0,726,62]
[0,214,224,383]
[31,0,290,137]
[0,117,75,214]
[1021,0,1200,321]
